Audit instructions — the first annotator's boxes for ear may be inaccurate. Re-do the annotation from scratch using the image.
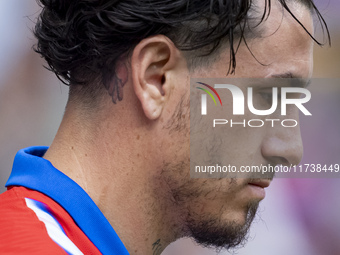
[131,35,181,120]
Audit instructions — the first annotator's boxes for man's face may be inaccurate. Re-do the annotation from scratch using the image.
[161,0,313,250]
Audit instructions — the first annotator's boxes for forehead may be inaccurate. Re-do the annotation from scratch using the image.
[250,2,313,56]
[192,1,314,79]
[251,0,313,38]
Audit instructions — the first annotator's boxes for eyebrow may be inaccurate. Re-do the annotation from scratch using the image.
[270,72,312,88]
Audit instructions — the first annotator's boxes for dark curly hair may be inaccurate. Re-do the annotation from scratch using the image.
[34,0,329,100]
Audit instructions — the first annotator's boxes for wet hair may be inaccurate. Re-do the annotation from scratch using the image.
[34,0,329,92]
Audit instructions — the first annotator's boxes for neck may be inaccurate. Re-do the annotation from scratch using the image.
[43,106,183,255]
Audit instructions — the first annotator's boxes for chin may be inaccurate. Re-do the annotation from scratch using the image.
[186,201,259,250]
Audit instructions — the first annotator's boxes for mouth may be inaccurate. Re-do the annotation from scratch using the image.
[248,179,271,188]
[246,179,272,199]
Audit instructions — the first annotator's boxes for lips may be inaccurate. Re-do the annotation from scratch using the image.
[247,179,271,199]
[248,179,271,188]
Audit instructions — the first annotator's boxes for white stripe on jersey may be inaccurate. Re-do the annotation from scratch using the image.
[25,198,84,255]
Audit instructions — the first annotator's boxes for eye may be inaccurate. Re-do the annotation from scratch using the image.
[259,89,280,105]
[248,86,279,110]
[259,92,272,104]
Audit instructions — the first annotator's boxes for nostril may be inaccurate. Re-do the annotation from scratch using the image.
[265,156,289,166]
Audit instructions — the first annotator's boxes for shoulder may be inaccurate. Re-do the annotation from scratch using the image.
[0,187,68,254]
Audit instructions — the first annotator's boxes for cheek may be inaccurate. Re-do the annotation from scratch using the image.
[175,179,239,207]
[180,179,251,223]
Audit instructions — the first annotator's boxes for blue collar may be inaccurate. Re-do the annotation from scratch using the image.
[6,146,130,255]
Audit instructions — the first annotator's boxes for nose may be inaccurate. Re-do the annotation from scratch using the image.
[261,120,303,166]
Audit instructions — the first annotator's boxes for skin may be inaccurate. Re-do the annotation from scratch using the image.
[44,1,313,254]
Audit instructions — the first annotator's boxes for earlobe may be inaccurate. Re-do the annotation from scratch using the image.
[131,36,179,120]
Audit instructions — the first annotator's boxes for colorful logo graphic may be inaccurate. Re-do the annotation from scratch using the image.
[196,82,222,115]
[196,82,223,106]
